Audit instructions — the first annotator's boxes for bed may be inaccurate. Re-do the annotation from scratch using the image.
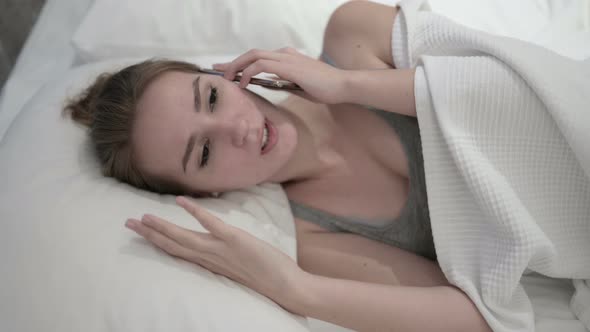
[0,1,588,331]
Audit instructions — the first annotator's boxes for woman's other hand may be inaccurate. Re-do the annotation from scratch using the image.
[213,47,347,104]
[125,196,306,313]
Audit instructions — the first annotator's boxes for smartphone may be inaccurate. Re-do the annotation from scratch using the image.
[198,68,302,90]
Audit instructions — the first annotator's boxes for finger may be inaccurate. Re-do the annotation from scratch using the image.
[239,59,279,88]
[212,63,228,70]
[140,214,214,253]
[239,59,294,89]
[126,218,195,259]
[275,47,299,55]
[223,49,288,80]
[264,73,283,80]
[176,196,232,240]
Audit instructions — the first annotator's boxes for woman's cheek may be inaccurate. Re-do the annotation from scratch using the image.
[214,152,261,188]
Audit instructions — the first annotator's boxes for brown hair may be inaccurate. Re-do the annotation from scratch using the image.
[62,59,202,196]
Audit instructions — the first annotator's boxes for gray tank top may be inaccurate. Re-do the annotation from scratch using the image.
[288,54,436,261]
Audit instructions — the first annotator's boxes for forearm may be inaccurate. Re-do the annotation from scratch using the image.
[288,272,492,332]
[342,68,417,117]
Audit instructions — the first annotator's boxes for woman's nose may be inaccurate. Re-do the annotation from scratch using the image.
[214,118,249,147]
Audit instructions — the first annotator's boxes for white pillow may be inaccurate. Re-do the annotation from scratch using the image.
[72,0,349,62]
[72,0,590,65]
[0,56,309,332]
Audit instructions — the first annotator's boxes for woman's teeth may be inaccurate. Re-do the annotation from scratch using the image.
[261,124,269,151]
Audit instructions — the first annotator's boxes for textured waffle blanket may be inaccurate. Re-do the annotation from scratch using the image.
[393,1,590,330]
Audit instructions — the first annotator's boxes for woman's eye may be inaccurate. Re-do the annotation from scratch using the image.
[209,87,217,111]
[200,140,210,167]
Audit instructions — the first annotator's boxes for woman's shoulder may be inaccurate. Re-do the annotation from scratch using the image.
[323,1,398,69]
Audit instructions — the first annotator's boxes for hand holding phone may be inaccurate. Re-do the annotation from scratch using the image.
[209,47,348,105]
[198,68,302,90]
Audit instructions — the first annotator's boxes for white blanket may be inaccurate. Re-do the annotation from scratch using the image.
[394,1,590,331]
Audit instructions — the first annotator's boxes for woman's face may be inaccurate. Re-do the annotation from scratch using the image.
[132,70,298,193]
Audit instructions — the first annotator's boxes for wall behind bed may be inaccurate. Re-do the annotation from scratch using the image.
[0,0,46,90]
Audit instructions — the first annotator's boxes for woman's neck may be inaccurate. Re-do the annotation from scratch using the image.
[269,96,347,185]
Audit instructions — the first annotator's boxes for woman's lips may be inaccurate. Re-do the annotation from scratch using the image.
[261,119,277,155]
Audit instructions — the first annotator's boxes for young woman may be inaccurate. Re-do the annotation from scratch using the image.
[64,2,492,331]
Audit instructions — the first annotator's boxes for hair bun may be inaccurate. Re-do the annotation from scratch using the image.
[63,73,113,127]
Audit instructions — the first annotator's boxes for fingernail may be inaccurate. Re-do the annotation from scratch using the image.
[142,215,155,223]
[125,219,136,229]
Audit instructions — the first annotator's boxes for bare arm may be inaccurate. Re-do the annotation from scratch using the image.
[296,228,447,287]
[343,68,417,117]
[289,229,492,332]
[222,1,415,115]
[289,272,492,332]
[323,1,417,117]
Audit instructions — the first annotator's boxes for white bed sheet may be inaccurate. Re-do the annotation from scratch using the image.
[0,0,94,142]
[0,1,587,332]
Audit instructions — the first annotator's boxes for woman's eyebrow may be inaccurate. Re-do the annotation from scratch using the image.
[182,135,196,174]
[182,76,202,173]
[193,76,201,112]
